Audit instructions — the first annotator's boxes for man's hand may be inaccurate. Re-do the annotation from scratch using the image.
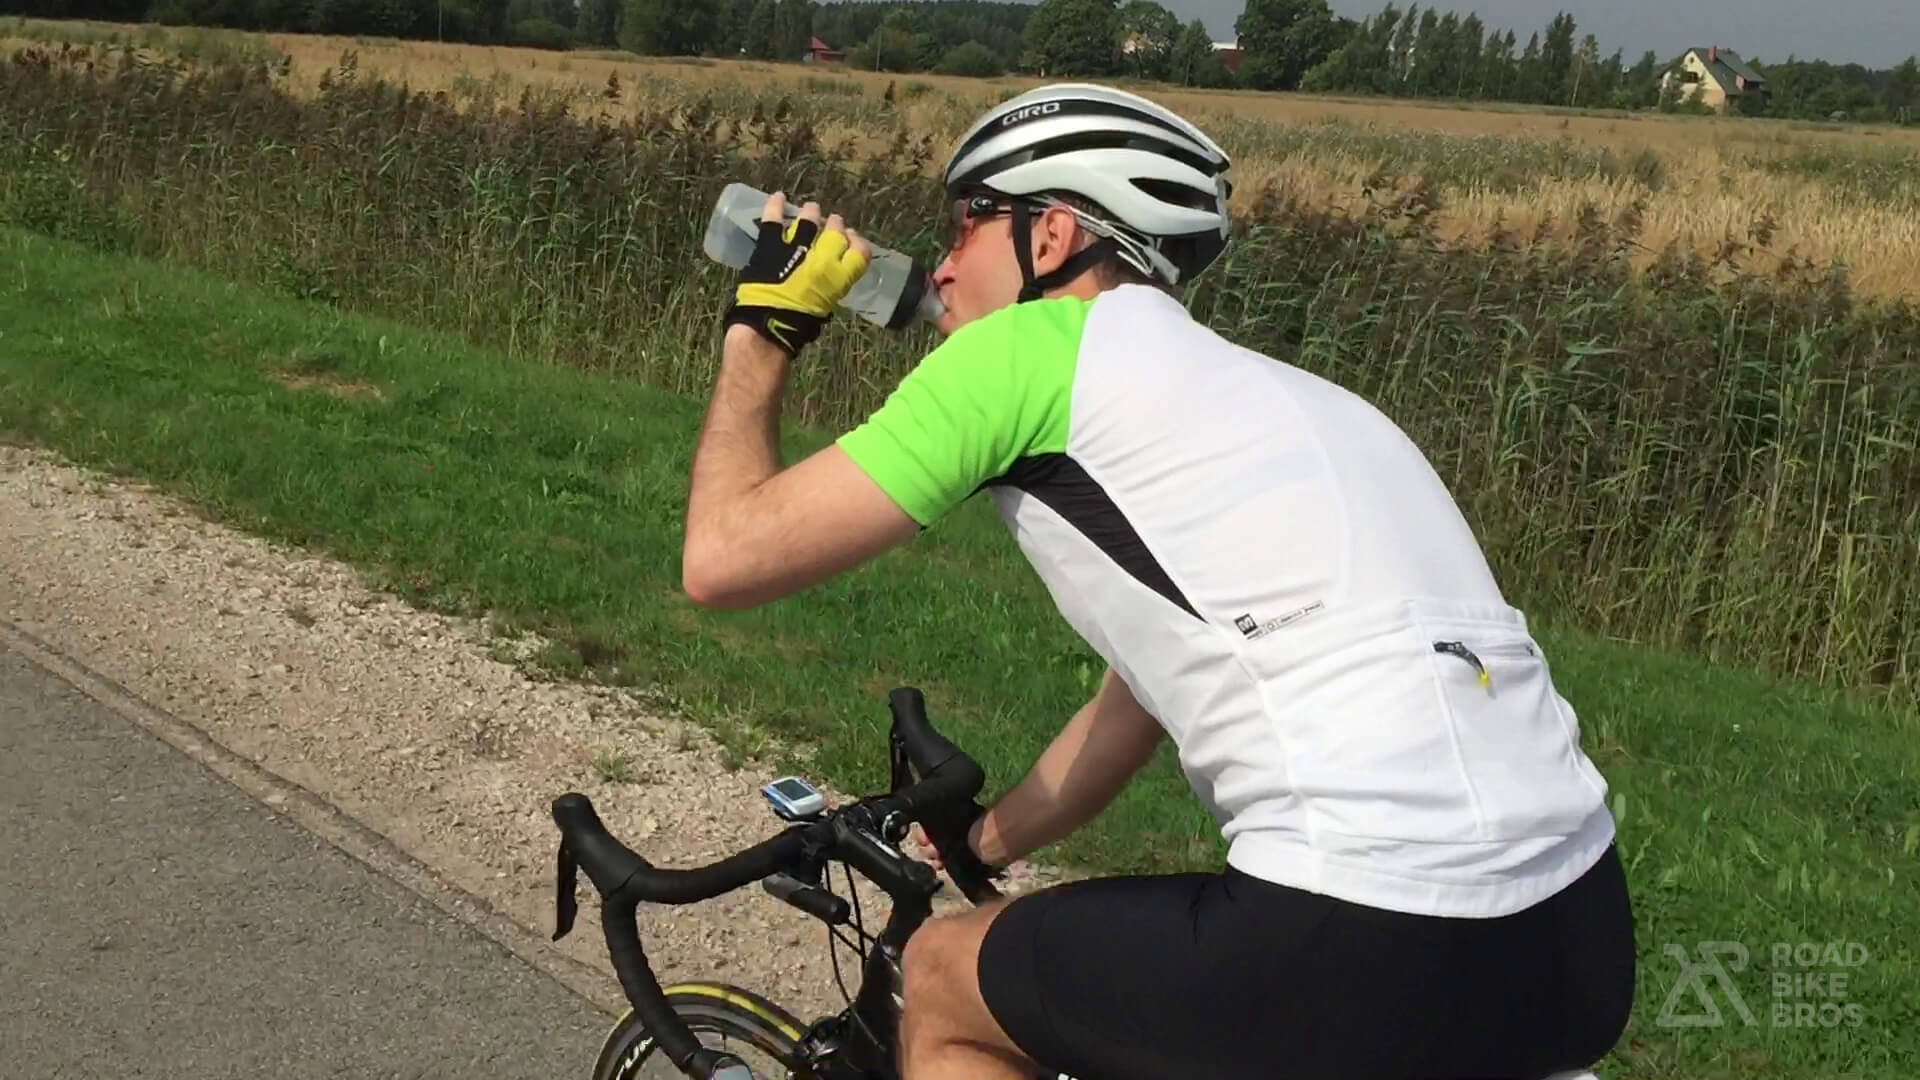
[722,192,872,357]
[910,670,1164,872]
[907,803,1000,880]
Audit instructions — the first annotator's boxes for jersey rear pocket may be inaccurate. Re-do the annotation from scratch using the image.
[1427,631,1606,842]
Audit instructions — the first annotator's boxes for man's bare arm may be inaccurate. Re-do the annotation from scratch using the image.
[681,324,919,610]
[970,668,1166,866]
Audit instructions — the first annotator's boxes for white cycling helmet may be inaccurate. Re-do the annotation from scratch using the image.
[943,82,1234,297]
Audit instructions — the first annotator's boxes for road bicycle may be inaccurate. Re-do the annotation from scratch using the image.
[549,686,1603,1080]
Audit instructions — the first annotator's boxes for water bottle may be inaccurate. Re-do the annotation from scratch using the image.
[703,182,946,331]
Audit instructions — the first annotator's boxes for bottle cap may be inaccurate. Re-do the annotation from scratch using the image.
[885,265,943,330]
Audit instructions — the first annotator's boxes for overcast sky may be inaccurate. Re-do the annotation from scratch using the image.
[1165,0,1918,69]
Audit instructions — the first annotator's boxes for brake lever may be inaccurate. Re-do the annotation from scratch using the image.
[888,724,914,794]
[553,838,579,941]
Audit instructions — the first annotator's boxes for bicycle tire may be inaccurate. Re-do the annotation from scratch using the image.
[591,982,816,1080]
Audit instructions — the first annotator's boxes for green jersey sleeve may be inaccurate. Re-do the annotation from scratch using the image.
[836,296,1087,527]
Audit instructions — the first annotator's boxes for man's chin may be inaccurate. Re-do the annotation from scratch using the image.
[934,301,1006,337]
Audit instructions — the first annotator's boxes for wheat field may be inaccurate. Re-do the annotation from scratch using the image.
[8,16,1920,300]
[266,27,1920,299]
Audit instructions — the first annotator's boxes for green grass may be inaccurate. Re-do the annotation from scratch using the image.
[2,227,1916,1076]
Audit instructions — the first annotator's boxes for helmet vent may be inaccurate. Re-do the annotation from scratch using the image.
[1029,130,1220,179]
[1131,177,1219,213]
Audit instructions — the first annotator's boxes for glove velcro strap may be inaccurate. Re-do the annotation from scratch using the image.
[723,304,824,357]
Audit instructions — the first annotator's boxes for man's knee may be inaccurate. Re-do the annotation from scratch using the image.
[900,904,1034,1078]
[903,904,1004,1010]
[903,914,965,1001]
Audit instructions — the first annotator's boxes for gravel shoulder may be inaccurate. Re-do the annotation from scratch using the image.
[0,443,1067,1022]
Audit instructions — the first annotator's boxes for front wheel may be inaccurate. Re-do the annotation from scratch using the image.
[591,983,816,1080]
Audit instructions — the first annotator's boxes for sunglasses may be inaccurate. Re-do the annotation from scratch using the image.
[946,192,1016,255]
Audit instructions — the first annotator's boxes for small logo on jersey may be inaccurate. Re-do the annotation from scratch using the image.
[1234,600,1325,640]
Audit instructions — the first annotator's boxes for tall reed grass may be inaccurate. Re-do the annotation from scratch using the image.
[3,41,1917,700]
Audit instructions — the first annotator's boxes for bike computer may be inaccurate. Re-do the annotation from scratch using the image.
[761,776,827,821]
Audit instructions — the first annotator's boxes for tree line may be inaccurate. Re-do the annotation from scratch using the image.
[1273,1,1915,122]
[1021,0,1915,123]
[8,0,583,48]
[6,0,1914,124]
[1,0,813,54]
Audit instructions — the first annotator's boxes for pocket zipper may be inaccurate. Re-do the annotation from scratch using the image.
[1432,639,1539,691]
[1434,640,1504,690]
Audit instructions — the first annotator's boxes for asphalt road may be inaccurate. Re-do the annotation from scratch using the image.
[0,640,610,1079]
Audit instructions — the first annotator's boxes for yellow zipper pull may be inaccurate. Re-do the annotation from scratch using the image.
[1433,640,1492,691]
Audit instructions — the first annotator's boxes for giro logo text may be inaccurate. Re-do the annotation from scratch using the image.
[1001,102,1062,126]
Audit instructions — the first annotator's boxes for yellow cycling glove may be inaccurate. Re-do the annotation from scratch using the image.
[723,214,870,357]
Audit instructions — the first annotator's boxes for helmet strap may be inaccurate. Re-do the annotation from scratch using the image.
[1011,201,1119,304]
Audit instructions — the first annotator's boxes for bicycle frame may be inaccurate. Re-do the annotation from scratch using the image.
[786,866,942,1078]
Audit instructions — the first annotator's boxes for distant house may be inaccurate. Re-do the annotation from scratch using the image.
[1118,34,1242,76]
[1661,45,1770,111]
[1212,40,1243,75]
[803,36,843,64]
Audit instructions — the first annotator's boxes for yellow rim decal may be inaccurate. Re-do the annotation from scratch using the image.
[664,982,805,1040]
[600,1006,634,1049]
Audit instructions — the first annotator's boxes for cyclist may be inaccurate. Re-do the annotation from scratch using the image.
[682,82,1635,1080]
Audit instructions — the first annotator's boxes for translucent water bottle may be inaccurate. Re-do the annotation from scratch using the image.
[703,182,946,331]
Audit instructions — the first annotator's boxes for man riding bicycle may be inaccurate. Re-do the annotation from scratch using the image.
[681,83,1636,1080]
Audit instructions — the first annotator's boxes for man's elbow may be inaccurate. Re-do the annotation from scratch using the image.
[681,550,750,610]
[681,575,734,610]
[682,539,777,610]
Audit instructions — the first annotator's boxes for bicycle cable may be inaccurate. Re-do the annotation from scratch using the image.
[844,861,869,947]
[821,860,870,1007]
[826,920,854,1006]
[832,859,896,1051]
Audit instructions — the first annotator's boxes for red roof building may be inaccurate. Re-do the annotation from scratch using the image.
[805,36,844,63]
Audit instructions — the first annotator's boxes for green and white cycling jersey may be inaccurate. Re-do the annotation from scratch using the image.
[838,284,1614,918]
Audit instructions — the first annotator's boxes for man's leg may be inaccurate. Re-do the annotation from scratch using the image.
[898,900,1036,1080]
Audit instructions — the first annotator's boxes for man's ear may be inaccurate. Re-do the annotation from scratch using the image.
[1029,204,1083,279]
